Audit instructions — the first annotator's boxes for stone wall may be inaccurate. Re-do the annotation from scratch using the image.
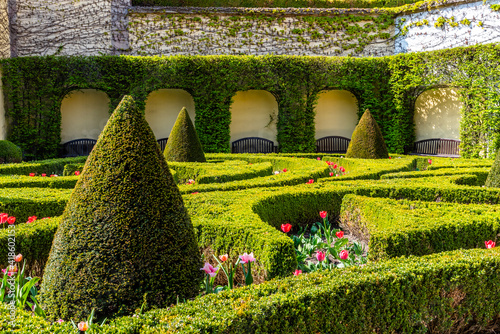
[0,0,9,58]
[128,8,395,57]
[395,0,500,53]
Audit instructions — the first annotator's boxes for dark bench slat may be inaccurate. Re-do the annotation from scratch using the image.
[61,139,97,158]
[316,136,351,153]
[232,137,276,154]
[408,138,460,157]
[157,138,168,152]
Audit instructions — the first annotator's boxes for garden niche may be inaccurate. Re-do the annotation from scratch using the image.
[164,107,206,162]
[39,96,203,320]
[345,109,389,159]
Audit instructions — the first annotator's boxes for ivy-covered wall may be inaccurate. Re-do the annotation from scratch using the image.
[1,43,499,160]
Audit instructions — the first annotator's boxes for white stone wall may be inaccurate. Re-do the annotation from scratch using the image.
[11,0,130,57]
[128,10,395,57]
[0,0,9,58]
[395,0,500,53]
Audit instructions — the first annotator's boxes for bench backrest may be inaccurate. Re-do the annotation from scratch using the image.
[413,138,460,156]
[316,136,351,153]
[157,138,168,152]
[232,137,276,153]
[61,139,97,157]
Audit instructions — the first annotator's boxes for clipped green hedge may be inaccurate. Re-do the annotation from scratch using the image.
[0,157,86,175]
[340,194,500,260]
[0,140,22,163]
[0,175,78,189]
[5,248,500,333]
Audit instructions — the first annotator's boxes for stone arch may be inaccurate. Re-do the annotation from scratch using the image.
[144,89,195,139]
[314,90,358,139]
[230,90,278,143]
[60,89,111,143]
[414,87,462,141]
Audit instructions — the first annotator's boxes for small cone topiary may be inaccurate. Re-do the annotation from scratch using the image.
[164,107,206,162]
[485,149,500,187]
[39,96,203,320]
[345,109,389,159]
[0,140,22,163]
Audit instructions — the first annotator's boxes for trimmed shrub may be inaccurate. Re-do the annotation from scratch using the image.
[39,96,203,321]
[345,109,389,159]
[485,149,500,187]
[164,107,206,162]
[0,140,22,163]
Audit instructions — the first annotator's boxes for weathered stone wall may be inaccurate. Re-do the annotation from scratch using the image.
[10,0,130,57]
[395,0,500,53]
[0,0,9,58]
[128,8,395,57]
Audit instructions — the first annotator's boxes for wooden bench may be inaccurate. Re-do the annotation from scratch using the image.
[405,138,460,157]
[232,137,277,154]
[316,136,351,153]
[60,139,97,157]
[157,138,168,152]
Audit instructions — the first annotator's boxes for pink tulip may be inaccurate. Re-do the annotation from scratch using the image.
[340,250,349,260]
[281,223,292,233]
[336,231,344,238]
[57,319,64,324]
[78,321,89,331]
[317,157,321,160]
[293,269,302,276]
[200,262,219,278]
[428,159,432,165]
[485,240,496,249]
[329,172,334,177]
[239,252,256,264]
[319,211,327,219]
[15,254,22,262]
[191,192,199,195]
[41,173,47,177]
[316,251,326,262]
[219,254,228,262]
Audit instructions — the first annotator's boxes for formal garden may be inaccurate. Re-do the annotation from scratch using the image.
[0,0,500,331]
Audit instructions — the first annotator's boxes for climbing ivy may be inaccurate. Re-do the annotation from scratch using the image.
[1,43,499,159]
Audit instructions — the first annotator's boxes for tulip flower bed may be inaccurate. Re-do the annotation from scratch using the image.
[1,154,500,332]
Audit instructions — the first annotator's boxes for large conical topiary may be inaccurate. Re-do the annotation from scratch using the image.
[345,109,389,159]
[485,149,500,187]
[39,96,203,320]
[164,107,206,162]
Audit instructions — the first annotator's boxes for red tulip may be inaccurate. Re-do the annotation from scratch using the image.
[306,179,314,184]
[329,172,334,176]
[41,173,46,177]
[0,213,8,224]
[316,251,326,262]
[219,254,228,262]
[74,171,81,176]
[485,240,496,249]
[293,269,302,276]
[333,164,338,169]
[29,173,35,177]
[336,231,344,238]
[340,250,349,260]
[15,254,22,262]
[7,216,15,225]
[26,216,37,223]
[191,192,199,195]
[281,223,292,233]
[283,168,287,172]
[339,166,345,173]
[428,159,432,164]
[319,211,327,219]
[389,157,392,159]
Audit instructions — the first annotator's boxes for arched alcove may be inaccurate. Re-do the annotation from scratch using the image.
[60,89,110,143]
[414,88,462,141]
[144,89,195,139]
[314,90,358,139]
[230,90,278,143]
